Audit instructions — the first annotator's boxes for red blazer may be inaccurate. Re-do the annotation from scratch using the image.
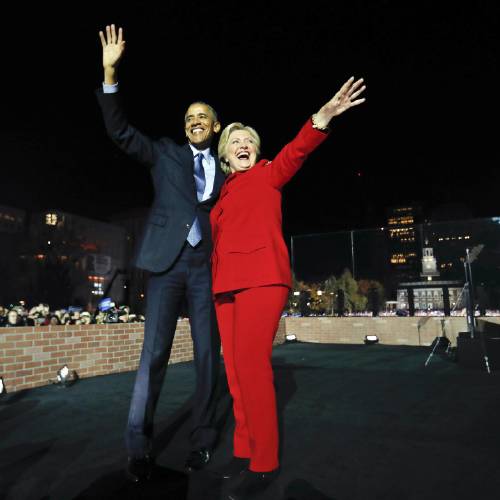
[210,118,329,295]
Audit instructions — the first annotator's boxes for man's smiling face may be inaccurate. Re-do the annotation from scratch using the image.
[184,103,221,150]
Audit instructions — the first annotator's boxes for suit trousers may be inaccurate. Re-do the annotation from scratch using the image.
[126,241,220,458]
[214,285,289,472]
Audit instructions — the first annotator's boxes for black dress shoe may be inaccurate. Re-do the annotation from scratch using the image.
[227,469,278,500]
[218,457,250,479]
[186,448,211,470]
[126,454,155,483]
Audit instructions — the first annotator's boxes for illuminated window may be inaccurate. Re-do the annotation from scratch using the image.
[0,213,16,222]
[88,275,105,282]
[91,281,104,296]
[390,253,407,264]
[89,275,105,295]
[45,213,58,226]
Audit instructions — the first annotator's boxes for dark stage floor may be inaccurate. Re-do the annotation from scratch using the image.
[1,342,499,500]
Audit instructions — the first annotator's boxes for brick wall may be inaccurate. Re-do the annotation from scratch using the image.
[0,318,288,394]
[284,316,469,347]
[0,321,190,393]
[274,317,287,345]
[3,316,488,394]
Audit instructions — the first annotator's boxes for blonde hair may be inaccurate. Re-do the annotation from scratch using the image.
[218,122,261,174]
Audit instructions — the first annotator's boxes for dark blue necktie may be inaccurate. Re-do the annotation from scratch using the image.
[187,153,205,246]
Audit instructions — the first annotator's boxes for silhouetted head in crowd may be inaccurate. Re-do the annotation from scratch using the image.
[59,312,71,325]
[80,312,92,325]
[70,311,81,325]
[118,306,130,323]
[6,309,19,327]
[49,315,60,326]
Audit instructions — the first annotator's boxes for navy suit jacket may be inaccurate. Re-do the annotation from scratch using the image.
[96,90,225,273]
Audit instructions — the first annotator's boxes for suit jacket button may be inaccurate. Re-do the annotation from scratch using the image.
[186,224,190,228]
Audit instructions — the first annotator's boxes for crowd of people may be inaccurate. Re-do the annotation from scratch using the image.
[284,307,500,317]
[0,302,145,327]
[3,301,499,328]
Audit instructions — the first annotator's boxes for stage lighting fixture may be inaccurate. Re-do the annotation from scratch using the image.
[57,365,70,383]
[365,335,379,345]
[53,365,78,387]
[0,377,6,395]
[286,334,298,343]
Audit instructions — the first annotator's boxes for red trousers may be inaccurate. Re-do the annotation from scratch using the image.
[215,285,289,472]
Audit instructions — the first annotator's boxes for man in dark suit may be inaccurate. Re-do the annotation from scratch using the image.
[96,24,225,482]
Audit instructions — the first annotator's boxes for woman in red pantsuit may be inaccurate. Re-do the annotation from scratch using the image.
[211,77,366,498]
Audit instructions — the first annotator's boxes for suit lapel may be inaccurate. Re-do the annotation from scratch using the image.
[211,155,226,199]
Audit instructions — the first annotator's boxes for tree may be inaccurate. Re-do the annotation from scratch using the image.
[334,269,367,313]
[287,271,388,317]
[286,272,309,315]
[323,275,337,315]
[358,279,386,315]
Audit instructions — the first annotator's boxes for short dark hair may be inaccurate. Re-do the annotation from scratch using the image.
[186,101,218,122]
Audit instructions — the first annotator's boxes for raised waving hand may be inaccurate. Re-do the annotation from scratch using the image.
[313,77,366,129]
[99,24,125,84]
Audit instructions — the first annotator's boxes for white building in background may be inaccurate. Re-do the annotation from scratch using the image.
[397,285,462,310]
[420,244,440,280]
[397,240,462,312]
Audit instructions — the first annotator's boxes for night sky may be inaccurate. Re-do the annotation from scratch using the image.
[3,2,499,238]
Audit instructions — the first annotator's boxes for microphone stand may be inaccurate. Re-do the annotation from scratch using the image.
[463,246,490,374]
